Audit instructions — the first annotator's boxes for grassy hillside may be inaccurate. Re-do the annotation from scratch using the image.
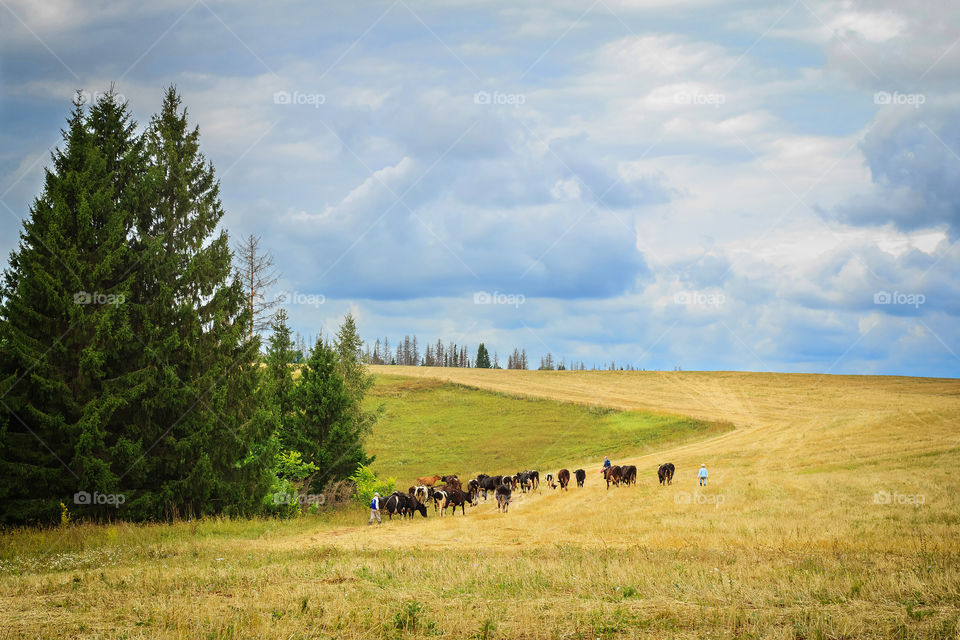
[365,375,731,482]
[2,369,958,639]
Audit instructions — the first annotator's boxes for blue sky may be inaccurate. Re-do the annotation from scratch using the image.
[1,0,958,376]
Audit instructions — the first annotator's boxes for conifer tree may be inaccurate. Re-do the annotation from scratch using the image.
[0,90,144,523]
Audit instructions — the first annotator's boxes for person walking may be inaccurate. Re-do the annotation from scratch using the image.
[369,492,381,525]
[698,464,708,486]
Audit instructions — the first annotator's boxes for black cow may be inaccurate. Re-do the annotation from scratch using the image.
[621,465,637,485]
[478,475,502,501]
[467,478,480,502]
[574,469,586,487]
[657,463,675,486]
[495,484,512,512]
[384,492,427,519]
[545,473,553,485]
[442,485,472,516]
[557,469,571,491]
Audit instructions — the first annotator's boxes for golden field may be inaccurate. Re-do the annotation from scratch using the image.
[1,368,958,639]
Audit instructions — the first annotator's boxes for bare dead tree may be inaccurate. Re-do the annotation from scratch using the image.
[234,234,280,339]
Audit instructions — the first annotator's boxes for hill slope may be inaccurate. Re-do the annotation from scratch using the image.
[2,369,958,639]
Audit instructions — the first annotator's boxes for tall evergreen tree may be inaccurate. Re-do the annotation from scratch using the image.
[295,337,372,492]
[0,90,143,523]
[264,309,297,447]
[120,86,268,519]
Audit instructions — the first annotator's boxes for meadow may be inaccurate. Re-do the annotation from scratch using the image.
[1,368,958,639]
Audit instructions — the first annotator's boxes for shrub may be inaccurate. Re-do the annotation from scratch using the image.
[349,465,396,506]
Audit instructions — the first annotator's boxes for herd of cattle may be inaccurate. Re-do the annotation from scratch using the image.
[380,462,679,519]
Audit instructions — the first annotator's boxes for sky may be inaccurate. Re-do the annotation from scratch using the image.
[1,0,958,376]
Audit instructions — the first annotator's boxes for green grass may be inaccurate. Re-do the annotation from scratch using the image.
[364,374,732,481]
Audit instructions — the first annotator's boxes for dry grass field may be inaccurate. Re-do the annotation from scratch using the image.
[1,368,958,639]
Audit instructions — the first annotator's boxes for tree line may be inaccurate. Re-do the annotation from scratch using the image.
[0,88,374,524]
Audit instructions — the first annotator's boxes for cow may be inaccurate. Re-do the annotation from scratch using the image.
[431,488,447,514]
[384,492,427,519]
[467,478,480,502]
[441,474,460,489]
[574,469,586,487]
[557,469,571,491]
[603,465,622,489]
[495,484,512,512]
[417,475,442,487]
[442,485,472,516]
[545,473,553,486]
[658,463,676,486]
[414,485,429,504]
[528,470,540,490]
[478,475,502,501]
[621,465,637,485]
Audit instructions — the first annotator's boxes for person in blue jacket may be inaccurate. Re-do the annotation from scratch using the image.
[698,464,708,486]
[369,492,381,525]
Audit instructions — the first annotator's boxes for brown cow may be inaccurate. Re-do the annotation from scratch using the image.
[416,475,442,487]
[557,469,571,491]
[621,465,637,485]
[603,465,622,489]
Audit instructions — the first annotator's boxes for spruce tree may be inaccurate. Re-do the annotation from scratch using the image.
[0,90,143,523]
[295,337,372,492]
[475,343,491,368]
[265,309,297,447]
[120,86,268,519]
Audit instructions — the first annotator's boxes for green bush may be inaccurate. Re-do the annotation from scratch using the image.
[349,465,396,506]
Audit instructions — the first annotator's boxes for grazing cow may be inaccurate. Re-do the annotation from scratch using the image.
[657,463,676,486]
[442,486,471,516]
[557,469,571,491]
[621,465,637,485]
[414,485,429,504]
[574,469,586,487]
[545,473,553,485]
[384,492,427,519]
[467,478,480,502]
[495,484,512,512]
[417,475,442,487]
[603,465,622,489]
[441,474,460,487]
[408,486,416,497]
